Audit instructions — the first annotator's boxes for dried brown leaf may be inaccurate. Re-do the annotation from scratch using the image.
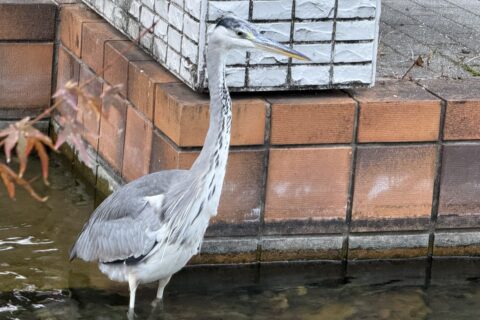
[0,163,48,202]
[34,141,50,186]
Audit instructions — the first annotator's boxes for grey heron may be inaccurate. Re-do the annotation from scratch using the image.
[69,16,310,312]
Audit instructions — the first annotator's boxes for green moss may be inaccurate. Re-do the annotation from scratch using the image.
[460,63,480,77]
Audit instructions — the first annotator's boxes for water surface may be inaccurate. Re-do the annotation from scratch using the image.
[1,156,480,319]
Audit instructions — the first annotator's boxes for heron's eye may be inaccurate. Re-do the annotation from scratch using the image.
[236,31,245,37]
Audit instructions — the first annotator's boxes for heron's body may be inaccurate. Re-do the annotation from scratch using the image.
[70,16,309,313]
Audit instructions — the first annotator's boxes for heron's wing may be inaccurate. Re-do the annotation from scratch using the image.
[70,170,189,263]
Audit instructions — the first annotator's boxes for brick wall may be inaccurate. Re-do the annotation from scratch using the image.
[3,2,480,263]
[0,1,56,120]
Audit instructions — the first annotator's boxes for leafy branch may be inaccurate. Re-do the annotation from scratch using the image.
[0,21,158,202]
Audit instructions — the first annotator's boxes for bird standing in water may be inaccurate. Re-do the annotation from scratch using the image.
[70,16,310,313]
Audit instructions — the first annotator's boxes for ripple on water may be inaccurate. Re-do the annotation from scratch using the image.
[2,156,480,319]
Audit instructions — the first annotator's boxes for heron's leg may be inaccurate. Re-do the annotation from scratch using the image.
[156,276,171,300]
[128,273,139,311]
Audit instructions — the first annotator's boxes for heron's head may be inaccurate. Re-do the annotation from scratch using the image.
[210,16,310,61]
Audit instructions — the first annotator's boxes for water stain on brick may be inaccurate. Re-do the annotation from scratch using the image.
[438,143,480,229]
[261,248,343,262]
[265,147,351,234]
[349,247,428,260]
[352,145,436,231]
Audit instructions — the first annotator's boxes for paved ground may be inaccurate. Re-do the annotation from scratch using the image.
[378,0,480,80]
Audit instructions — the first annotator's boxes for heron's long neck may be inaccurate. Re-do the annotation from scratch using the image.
[191,47,232,177]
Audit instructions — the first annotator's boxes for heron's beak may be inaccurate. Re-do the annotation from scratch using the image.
[251,33,311,61]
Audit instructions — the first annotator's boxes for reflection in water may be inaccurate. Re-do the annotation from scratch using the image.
[1,156,480,319]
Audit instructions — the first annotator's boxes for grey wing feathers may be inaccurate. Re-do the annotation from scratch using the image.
[70,169,189,263]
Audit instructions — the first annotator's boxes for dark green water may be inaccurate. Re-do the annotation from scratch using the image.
[1,156,480,319]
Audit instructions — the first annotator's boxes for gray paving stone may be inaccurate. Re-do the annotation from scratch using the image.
[378,0,480,80]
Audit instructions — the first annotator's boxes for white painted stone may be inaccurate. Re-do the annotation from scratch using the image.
[249,66,287,87]
[337,0,377,18]
[334,42,375,63]
[253,0,292,20]
[140,28,154,50]
[183,15,200,43]
[143,0,154,10]
[154,18,168,40]
[104,0,115,21]
[153,37,168,61]
[250,50,288,65]
[225,67,246,87]
[208,1,249,21]
[336,20,376,41]
[293,43,331,64]
[296,0,335,19]
[93,0,104,12]
[154,0,168,18]
[291,65,330,85]
[127,18,140,39]
[82,0,380,90]
[295,21,333,41]
[171,0,184,8]
[168,27,182,52]
[113,7,128,31]
[333,64,372,84]
[129,0,141,19]
[185,0,201,18]
[166,47,181,73]
[226,48,246,65]
[168,3,184,31]
[140,6,155,28]
[182,37,198,63]
[255,22,291,42]
[180,58,195,85]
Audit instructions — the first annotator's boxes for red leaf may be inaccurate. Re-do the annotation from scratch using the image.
[0,171,15,199]
[34,141,50,186]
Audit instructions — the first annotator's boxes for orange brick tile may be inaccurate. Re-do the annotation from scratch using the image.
[0,43,53,108]
[268,91,356,145]
[103,40,151,97]
[352,145,436,232]
[155,83,267,147]
[122,105,153,181]
[0,2,56,40]
[128,61,178,120]
[352,81,441,142]
[150,131,194,171]
[438,144,480,229]
[265,147,352,234]
[81,22,124,75]
[98,96,128,174]
[150,132,265,235]
[78,65,103,150]
[59,4,101,57]
[421,79,480,140]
